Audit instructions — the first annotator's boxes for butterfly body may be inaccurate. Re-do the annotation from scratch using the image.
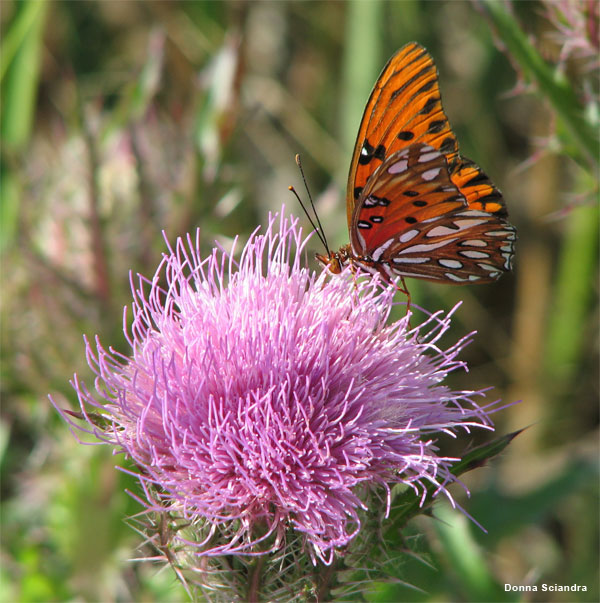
[320,42,516,286]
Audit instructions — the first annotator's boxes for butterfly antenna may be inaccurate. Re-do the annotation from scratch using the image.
[294,154,331,253]
[288,185,328,251]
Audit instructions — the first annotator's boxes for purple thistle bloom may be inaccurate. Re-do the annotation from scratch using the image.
[52,210,497,567]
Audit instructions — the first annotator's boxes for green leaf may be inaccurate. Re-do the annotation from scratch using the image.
[387,430,523,531]
[544,202,599,385]
[433,504,519,602]
[1,0,48,149]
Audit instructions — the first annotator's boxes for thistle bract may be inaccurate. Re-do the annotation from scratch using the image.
[53,211,496,568]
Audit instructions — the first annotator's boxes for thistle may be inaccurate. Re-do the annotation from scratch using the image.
[52,210,503,600]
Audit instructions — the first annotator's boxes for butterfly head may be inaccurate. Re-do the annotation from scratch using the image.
[315,245,352,275]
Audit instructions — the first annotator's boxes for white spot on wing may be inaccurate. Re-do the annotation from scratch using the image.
[399,239,456,254]
[438,259,463,269]
[445,273,469,282]
[371,238,394,261]
[427,225,460,237]
[486,230,516,239]
[355,230,366,251]
[462,239,487,247]
[399,229,419,243]
[478,263,500,272]
[388,160,408,174]
[422,167,441,181]
[392,257,430,264]
[419,150,440,163]
[459,250,489,259]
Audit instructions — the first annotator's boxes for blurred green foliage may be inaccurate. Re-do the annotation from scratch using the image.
[1,0,597,601]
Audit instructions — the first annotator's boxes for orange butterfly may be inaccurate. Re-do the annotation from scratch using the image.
[316,42,516,285]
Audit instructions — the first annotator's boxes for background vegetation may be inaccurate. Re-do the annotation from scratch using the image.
[2,1,598,601]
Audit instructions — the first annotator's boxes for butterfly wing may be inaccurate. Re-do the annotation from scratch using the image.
[451,157,509,217]
[347,42,460,226]
[345,41,516,283]
[351,145,516,284]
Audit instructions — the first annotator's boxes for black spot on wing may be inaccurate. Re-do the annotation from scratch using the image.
[427,120,446,134]
[417,79,436,94]
[390,63,433,101]
[358,140,386,165]
[363,194,393,209]
[405,217,417,224]
[397,131,415,141]
[358,139,375,165]
[419,96,438,115]
[439,136,456,154]
[371,195,391,206]
[373,144,386,161]
[481,191,503,203]
[463,171,489,186]
[406,75,437,108]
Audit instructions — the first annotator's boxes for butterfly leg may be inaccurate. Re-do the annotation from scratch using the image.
[373,262,410,302]
[373,263,412,317]
[350,261,366,294]
[397,275,412,316]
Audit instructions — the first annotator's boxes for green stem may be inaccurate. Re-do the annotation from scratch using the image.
[246,556,264,603]
[478,0,598,170]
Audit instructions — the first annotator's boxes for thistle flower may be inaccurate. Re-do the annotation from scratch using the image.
[543,0,599,72]
[52,210,499,594]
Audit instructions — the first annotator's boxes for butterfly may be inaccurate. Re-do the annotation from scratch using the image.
[315,42,516,286]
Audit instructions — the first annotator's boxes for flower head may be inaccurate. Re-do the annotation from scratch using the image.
[543,0,599,71]
[53,210,496,566]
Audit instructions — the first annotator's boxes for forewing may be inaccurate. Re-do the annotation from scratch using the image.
[346,42,459,226]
